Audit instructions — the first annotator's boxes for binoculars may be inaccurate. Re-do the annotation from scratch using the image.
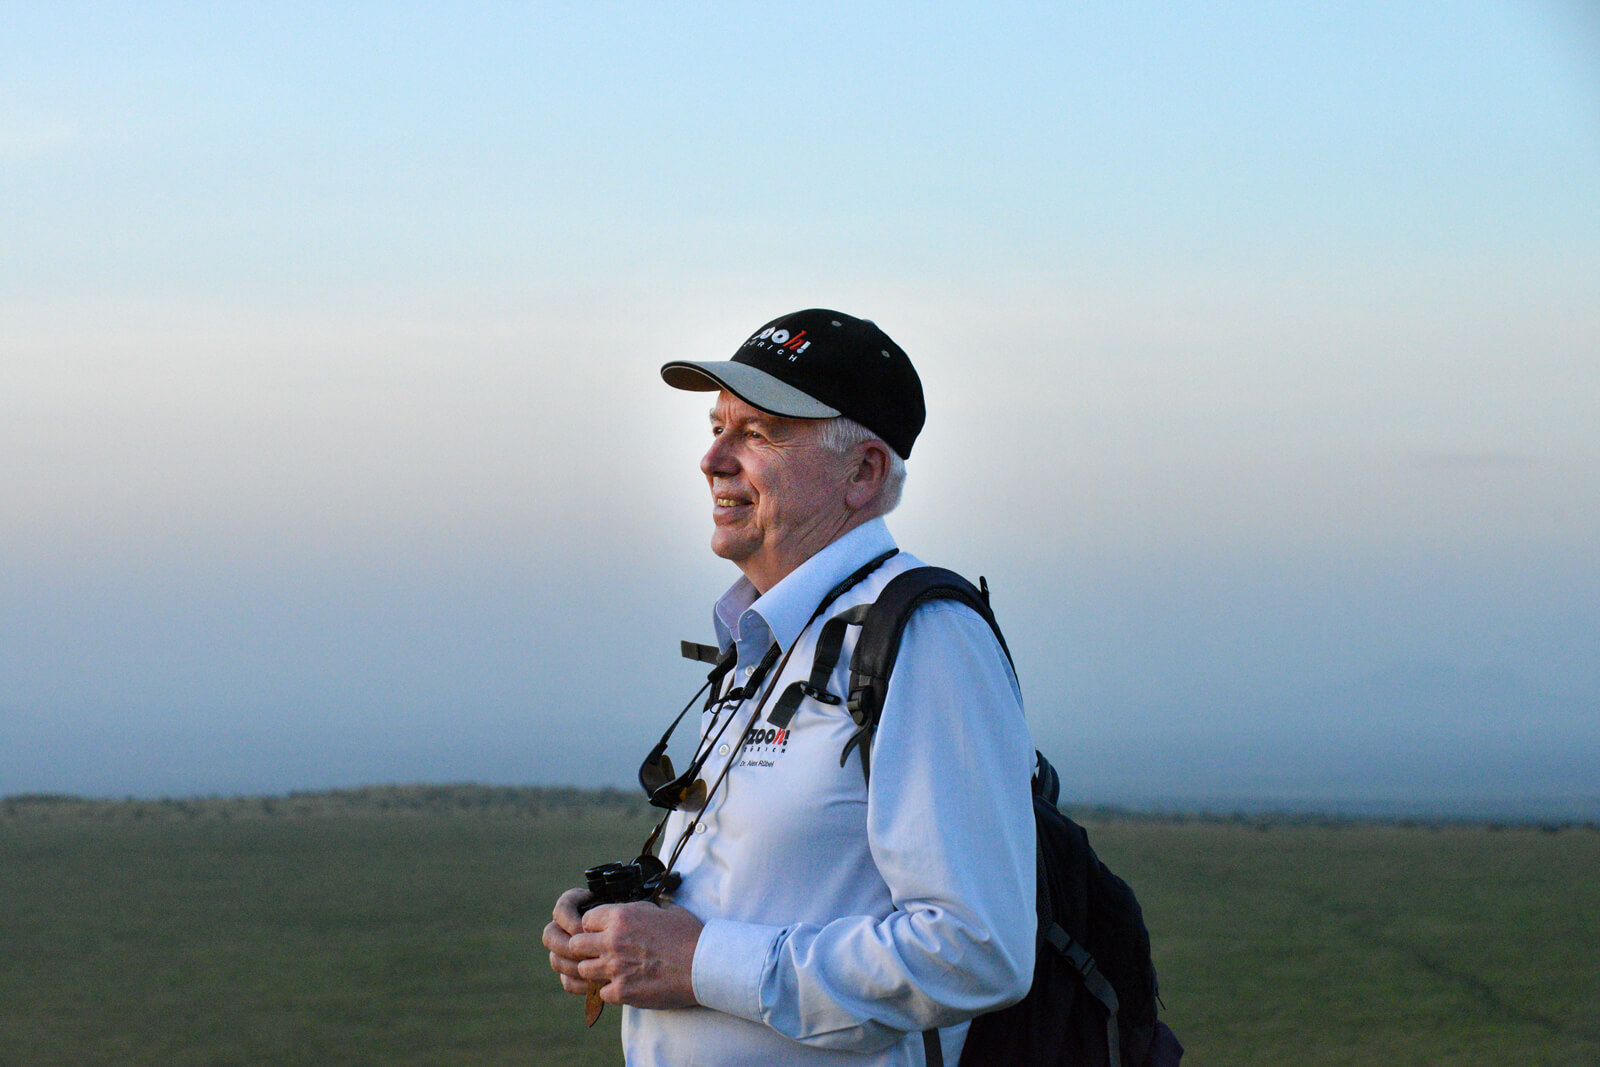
[582,855,680,909]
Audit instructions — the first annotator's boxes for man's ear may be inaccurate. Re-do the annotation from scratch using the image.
[843,440,891,512]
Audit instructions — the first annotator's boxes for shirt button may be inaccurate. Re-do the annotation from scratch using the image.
[694,822,707,834]
[718,744,730,756]
[743,665,754,678]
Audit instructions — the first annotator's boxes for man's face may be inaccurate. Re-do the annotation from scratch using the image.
[700,391,855,593]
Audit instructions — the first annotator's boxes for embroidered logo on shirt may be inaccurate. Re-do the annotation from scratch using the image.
[736,725,790,769]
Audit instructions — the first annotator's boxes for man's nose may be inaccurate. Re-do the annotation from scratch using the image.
[701,435,737,477]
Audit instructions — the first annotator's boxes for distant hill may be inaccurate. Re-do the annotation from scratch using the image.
[0,784,652,822]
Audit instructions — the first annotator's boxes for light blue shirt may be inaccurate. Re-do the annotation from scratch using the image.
[623,519,1038,1066]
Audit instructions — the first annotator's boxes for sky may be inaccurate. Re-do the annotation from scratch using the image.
[3,1,1597,815]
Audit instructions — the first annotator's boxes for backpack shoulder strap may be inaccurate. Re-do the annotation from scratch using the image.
[841,566,1014,784]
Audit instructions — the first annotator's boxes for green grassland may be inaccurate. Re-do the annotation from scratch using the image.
[2,788,1596,1066]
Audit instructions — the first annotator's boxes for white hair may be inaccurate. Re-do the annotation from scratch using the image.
[815,416,907,514]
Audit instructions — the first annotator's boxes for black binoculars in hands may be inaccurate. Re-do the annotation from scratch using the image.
[582,854,680,910]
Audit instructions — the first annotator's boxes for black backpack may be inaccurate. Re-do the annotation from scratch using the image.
[794,566,1183,1067]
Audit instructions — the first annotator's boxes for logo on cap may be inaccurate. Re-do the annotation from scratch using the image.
[748,326,812,359]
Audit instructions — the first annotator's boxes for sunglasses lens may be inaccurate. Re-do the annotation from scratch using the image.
[645,769,707,812]
[639,752,676,795]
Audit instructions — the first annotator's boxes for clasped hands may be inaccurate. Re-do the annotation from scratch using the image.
[543,886,705,1011]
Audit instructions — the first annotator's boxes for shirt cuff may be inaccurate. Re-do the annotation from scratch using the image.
[691,918,784,1023]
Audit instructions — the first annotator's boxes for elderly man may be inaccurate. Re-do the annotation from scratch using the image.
[544,309,1037,1066]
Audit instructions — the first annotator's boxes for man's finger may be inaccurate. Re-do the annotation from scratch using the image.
[549,949,585,978]
[552,887,594,935]
[542,920,571,954]
[579,901,619,933]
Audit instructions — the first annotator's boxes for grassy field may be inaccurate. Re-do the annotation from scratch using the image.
[2,788,1596,1066]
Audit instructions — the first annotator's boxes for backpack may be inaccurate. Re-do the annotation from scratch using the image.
[796,566,1183,1067]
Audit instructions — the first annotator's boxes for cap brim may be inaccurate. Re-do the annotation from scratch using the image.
[660,360,841,419]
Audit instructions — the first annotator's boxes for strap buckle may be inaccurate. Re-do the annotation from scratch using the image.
[798,682,840,705]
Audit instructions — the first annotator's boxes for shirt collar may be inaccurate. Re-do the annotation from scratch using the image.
[712,517,898,655]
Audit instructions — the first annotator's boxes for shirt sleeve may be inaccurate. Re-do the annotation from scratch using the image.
[691,600,1039,1052]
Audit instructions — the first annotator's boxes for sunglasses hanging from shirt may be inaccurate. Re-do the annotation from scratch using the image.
[629,549,900,844]
[636,641,781,812]
[634,549,897,817]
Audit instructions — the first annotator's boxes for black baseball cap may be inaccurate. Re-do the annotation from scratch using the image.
[660,308,925,458]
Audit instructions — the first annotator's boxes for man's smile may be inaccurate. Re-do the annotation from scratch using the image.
[713,488,754,513]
